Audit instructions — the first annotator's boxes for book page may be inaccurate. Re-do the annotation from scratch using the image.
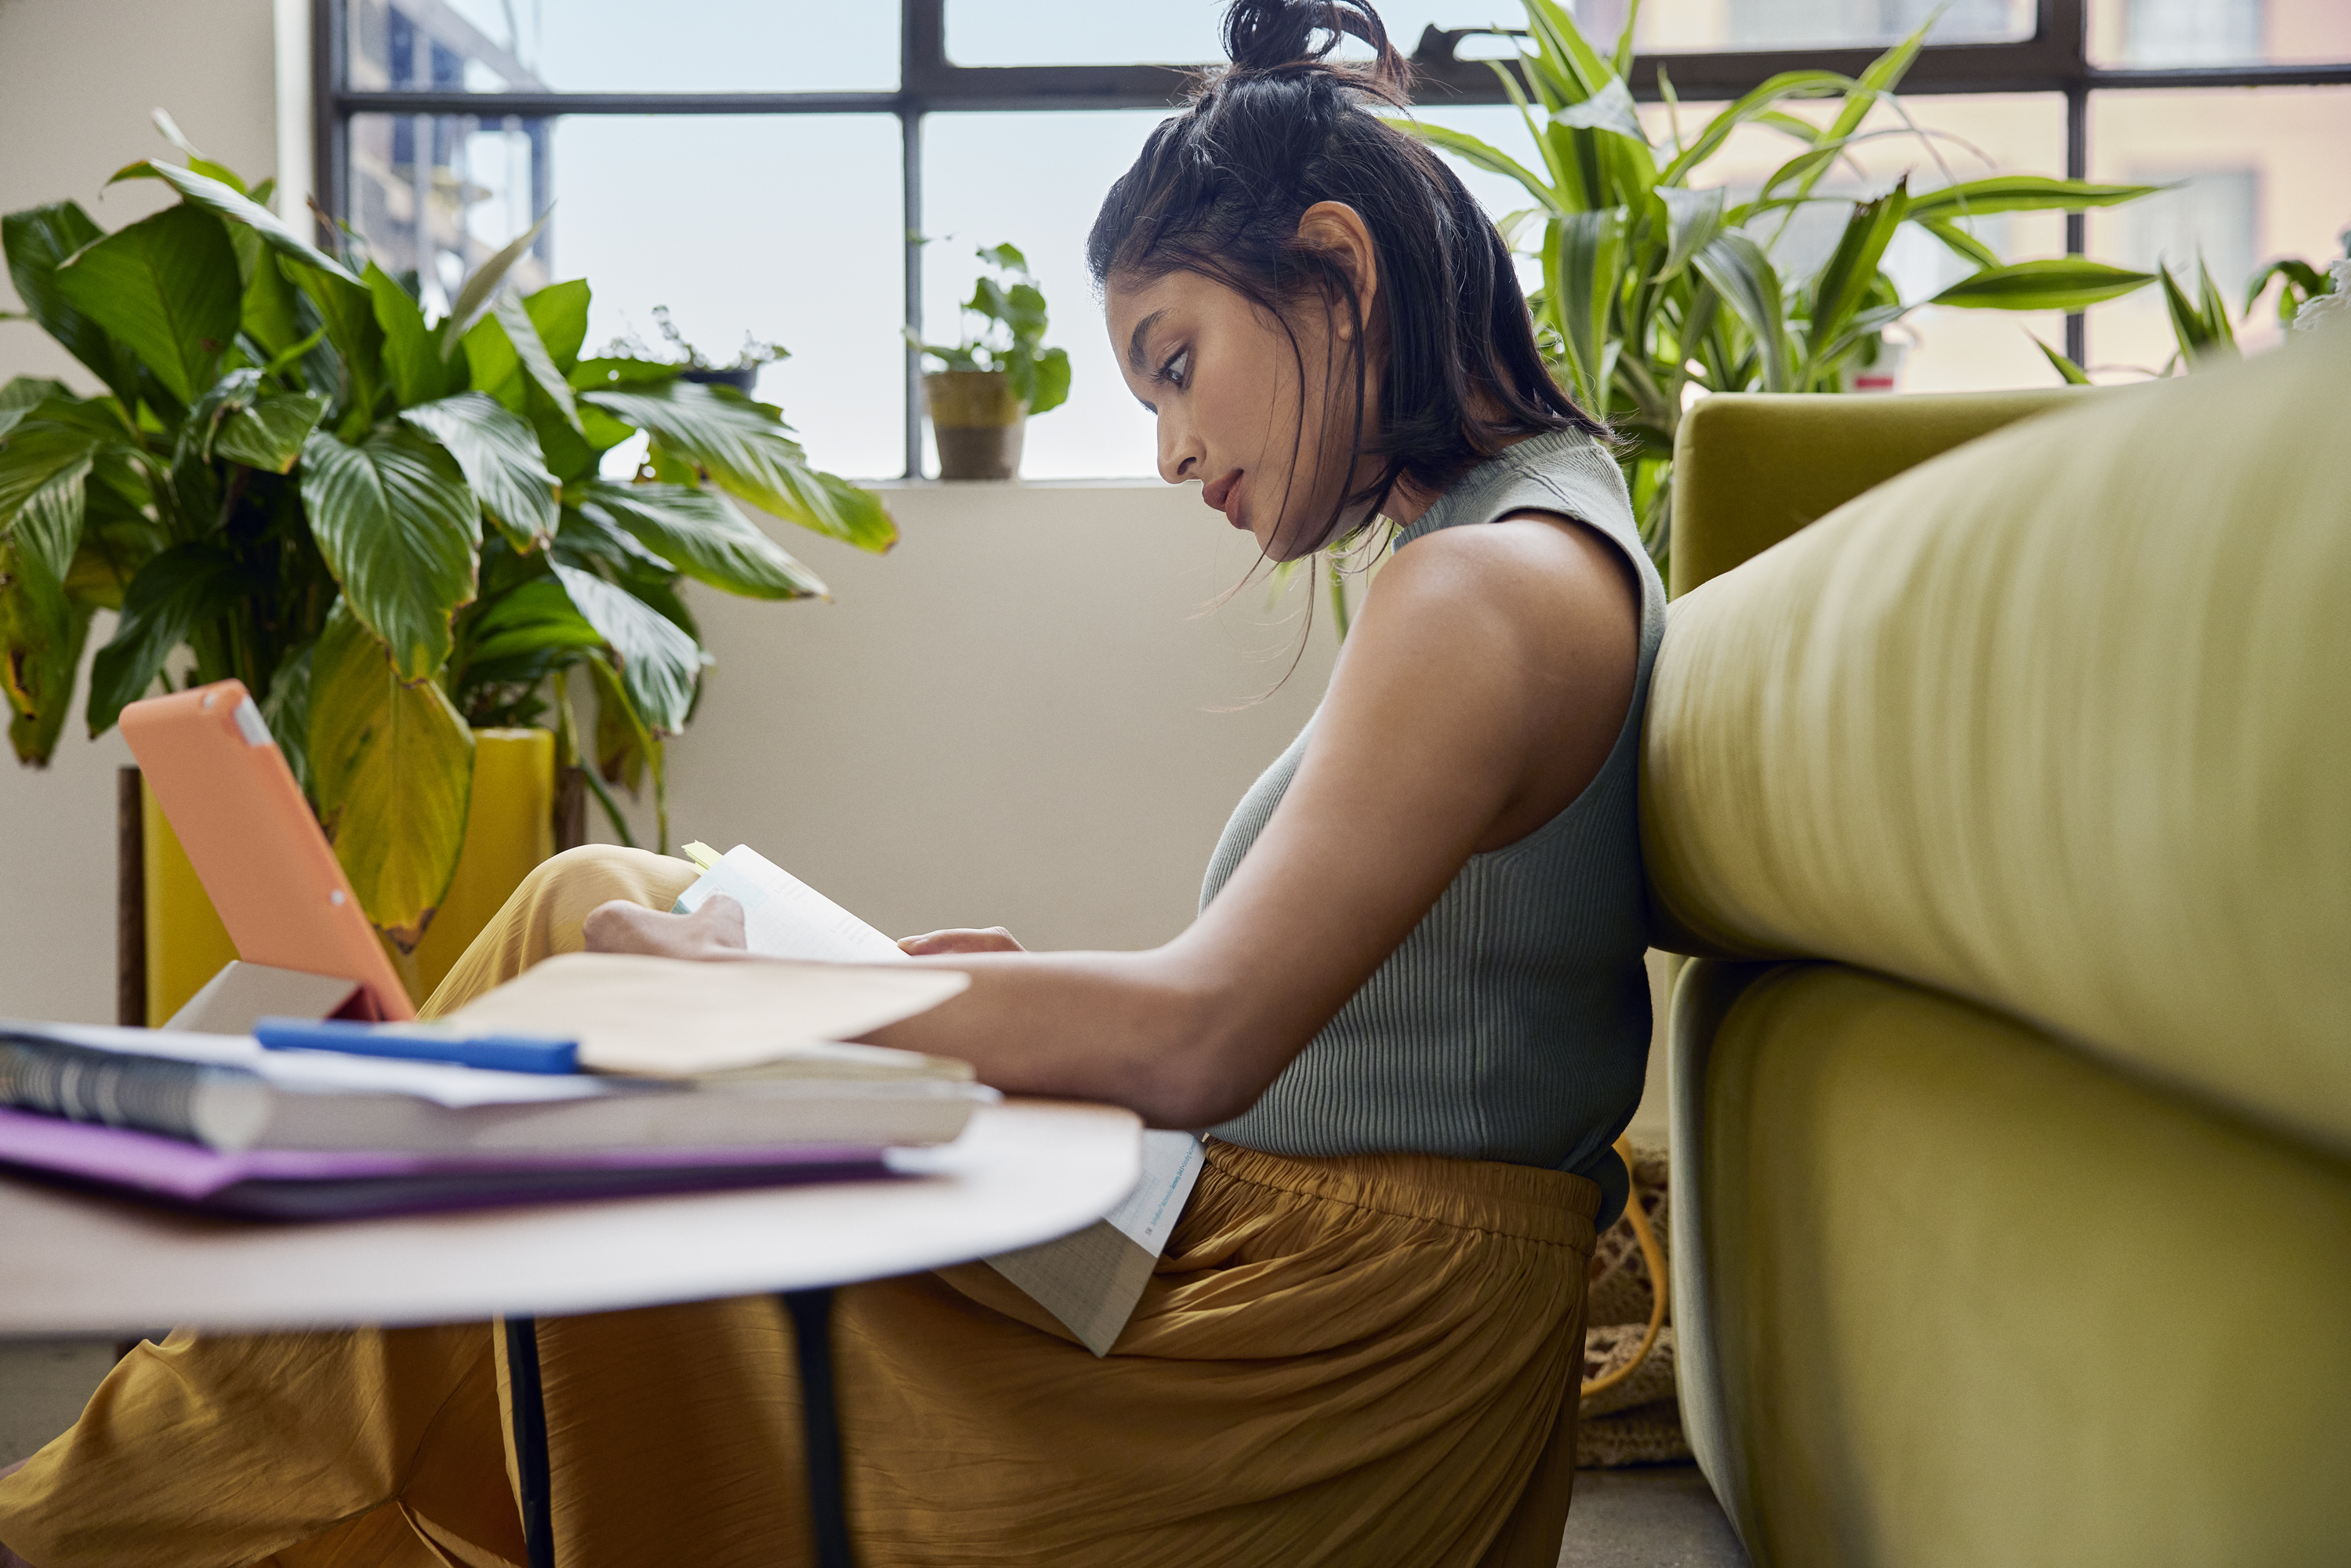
[674,847,909,964]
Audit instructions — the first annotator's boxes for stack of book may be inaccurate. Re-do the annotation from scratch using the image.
[0,952,992,1220]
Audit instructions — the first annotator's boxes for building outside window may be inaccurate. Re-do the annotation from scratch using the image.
[317,0,2351,479]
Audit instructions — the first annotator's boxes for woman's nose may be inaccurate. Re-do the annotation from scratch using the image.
[1158,415,1201,485]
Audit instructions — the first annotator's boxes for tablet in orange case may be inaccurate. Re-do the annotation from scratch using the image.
[119,680,415,1022]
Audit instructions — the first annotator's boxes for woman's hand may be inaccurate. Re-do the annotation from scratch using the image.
[898,927,1025,956]
[582,893,749,962]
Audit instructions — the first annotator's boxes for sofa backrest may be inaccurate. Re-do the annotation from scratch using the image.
[1667,387,2102,597]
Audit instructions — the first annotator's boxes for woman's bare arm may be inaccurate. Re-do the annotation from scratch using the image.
[587,513,1637,1127]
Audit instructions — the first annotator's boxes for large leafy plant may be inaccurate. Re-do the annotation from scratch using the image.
[0,118,892,950]
[910,243,1072,417]
[1404,0,2164,569]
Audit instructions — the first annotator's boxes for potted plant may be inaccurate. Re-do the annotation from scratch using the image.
[0,114,893,1010]
[602,303,785,397]
[911,243,1072,479]
[1407,2,2168,572]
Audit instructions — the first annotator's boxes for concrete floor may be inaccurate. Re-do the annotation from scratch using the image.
[3,1341,1747,1564]
[1559,1465,1750,1567]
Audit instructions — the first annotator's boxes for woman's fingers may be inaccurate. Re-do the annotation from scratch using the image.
[582,894,749,960]
[896,927,1025,956]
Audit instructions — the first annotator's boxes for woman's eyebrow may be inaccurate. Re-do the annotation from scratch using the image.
[1126,309,1170,372]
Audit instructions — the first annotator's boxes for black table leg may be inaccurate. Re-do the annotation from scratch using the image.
[782,1288,854,1568]
[505,1316,556,1568]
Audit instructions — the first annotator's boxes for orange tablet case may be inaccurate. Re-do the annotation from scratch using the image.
[119,680,415,1022]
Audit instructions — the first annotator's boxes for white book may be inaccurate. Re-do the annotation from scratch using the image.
[671,844,1205,1354]
[0,1020,991,1154]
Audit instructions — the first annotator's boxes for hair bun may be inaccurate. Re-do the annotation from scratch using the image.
[1221,0,1410,98]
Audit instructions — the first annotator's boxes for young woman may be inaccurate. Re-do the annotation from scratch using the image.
[0,3,1663,1564]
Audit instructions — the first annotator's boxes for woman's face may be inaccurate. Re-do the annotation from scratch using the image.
[1107,248,1382,561]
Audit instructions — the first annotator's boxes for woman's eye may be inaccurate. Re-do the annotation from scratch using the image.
[1160,349,1190,389]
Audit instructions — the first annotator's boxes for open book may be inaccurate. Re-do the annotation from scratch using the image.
[673,843,1203,1356]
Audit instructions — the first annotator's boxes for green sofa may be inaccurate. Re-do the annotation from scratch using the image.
[1641,346,2351,1566]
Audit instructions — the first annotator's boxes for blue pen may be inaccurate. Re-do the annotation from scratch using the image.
[254,1016,579,1075]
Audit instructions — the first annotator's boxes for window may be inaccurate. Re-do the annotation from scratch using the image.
[317,0,2351,477]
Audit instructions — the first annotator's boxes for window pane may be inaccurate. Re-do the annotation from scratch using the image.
[919,105,1545,478]
[2089,0,2351,70]
[944,0,2030,66]
[2084,85,2351,375]
[348,113,907,478]
[344,0,898,95]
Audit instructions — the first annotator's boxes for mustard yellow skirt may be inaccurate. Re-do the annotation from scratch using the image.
[0,848,1600,1568]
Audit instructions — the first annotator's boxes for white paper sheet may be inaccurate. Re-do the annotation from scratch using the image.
[674,846,910,964]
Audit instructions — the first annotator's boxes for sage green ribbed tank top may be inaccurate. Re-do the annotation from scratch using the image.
[1202,428,1665,1191]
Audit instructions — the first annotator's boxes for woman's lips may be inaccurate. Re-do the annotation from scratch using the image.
[1202,472,1245,529]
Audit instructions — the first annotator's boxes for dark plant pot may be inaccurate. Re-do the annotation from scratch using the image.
[681,366,761,397]
[923,369,1027,481]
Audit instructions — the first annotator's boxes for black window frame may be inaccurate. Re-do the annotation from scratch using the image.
[315,0,2351,479]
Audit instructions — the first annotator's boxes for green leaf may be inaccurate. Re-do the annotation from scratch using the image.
[2244,257,2329,324]
[1806,180,1909,371]
[1656,186,1725,282]
[213,388,328,473]
[368,262,461,408]
[308,601,475,951]
[2,204,139,405]
[298,426,480,680]
[292,260,383,419]
[1693,232,1790,392]
[1555,78,1646,143]
[231,225,307,361]
[460,573,604,670]
[1549,209,1626,408]
[9,459,91,593]
[438,213,550,358]
[51,204,240,408]
[568,356,680,393]
[1916,216,2001,270]
[84,542,244,734]
[401,391,559,551]
[1905,176,2166,223]
[583,380,897,553]
[2193,257,2240,360]
[550,562,700,735]
[524,279,590,374]
[570,477,825,600]
[1029,345,1072,417]
[0,531,93,764]
[1392,122,1564,215]
[492,291,582,434]
[463,308,524,411]
[1930,258,2156,313]
[1661,71,1850,186]
[0,423,101,579]
[2030,334,2092,386]
[120,159,358,285]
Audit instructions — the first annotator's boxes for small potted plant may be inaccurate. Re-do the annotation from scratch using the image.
[911,244,1071,480]
[603,304,784,397]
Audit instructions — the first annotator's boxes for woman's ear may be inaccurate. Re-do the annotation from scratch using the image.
[1295,201,1379,338]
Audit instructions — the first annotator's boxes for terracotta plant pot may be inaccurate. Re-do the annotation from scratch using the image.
[923,369,1026,480]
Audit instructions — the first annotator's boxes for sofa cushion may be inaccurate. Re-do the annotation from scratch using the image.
[1686,961,2351,1568]
[1641,340,2351,1156]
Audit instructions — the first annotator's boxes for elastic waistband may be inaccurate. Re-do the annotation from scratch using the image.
[1202,1138,1599,1252]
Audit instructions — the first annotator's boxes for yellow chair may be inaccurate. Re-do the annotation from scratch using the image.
[1643,350,2351,1566]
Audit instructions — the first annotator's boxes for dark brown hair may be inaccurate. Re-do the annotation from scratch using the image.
[1087,0,1602,553]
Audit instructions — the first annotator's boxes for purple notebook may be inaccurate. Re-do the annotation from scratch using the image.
[0,1107,896,1221]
